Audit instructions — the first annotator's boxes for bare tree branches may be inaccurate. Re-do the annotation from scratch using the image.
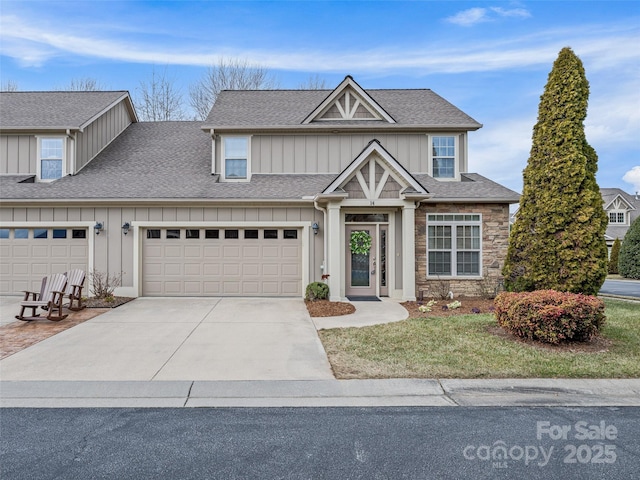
[1,80,20,91]
[297,74,328,90]
[189,57,279,120]
[60,78,105,91]
[135,67,186,121]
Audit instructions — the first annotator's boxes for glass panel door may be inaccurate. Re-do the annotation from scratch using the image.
[346,226,376,296]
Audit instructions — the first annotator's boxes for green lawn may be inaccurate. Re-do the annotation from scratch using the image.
[318,299,640,379]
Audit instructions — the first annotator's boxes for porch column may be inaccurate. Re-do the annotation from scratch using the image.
[327,203,342,301]
[402,202,417,301]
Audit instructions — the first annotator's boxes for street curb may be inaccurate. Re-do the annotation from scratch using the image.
[2,379,639,408]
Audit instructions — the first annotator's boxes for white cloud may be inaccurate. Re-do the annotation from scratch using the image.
[446,6,531,27]
[490,7,532,19]
[623,166,640,193]
[446,8,490,27]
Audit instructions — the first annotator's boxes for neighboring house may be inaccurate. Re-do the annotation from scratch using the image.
[0,77,520,301]
[601,188,640,254]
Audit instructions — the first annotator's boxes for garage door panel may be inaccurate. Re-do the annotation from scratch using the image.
[51,245,69,257]
[203,264,221,276]
[184,246,202,257]
[31,246,49,257]
[262,264,279,276]
[262,246,279,257]
[184,263,202,276]
[0,228,89,295]
[165,263,182,276]
[223,245,241,258]
[282,264,299,276]
[142,228,301,297]
[242,246,260,258]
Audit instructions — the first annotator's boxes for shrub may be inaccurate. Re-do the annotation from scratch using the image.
[619,216,640,279]
[305,282,329,301]
[608,238,621,275]
[90,270,122,300]
[494,290,606,344]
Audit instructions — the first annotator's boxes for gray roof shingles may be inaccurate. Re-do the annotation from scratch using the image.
[0,91,130,129]
[1,122,518,202]
[204,89,481,129]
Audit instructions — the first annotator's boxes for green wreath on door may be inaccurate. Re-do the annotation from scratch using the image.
[350,231,372,255]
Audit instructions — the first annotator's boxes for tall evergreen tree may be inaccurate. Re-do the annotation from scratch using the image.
[609,238,621,275]
[619,216,640,279]
[503,47,608,295]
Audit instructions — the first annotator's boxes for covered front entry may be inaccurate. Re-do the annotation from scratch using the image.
[345,222,389,297]
[141,227,302,296]
[316,140,429,301]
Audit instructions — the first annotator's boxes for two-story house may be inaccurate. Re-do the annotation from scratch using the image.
[601,188,639,253]
[0,76,519,301]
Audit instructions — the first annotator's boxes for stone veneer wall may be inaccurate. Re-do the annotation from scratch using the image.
[415,203,511,298]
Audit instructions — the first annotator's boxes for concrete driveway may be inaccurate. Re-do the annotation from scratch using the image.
[0,297,334,381]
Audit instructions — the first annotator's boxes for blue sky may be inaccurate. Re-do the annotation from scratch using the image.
[1,0,638,194]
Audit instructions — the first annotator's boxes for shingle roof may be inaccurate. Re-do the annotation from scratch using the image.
[415,174,520,202]
[0,91,133,130]
[0,122,517,203]
[203,89,482,129]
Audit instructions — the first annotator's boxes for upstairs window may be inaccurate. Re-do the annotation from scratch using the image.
[432,136,455,179]
[38,137,65,181]
[223,137,249,180]
[608,211,626,224]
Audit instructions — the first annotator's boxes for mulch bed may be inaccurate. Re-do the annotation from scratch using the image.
[305,300,356,317]
[401,296,496,318]
[83,296,135,308]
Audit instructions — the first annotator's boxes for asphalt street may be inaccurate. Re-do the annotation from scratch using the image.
[2,407,639,479]
[600,280,640,298]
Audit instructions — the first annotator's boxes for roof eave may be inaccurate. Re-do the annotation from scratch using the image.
[201,123,483,133]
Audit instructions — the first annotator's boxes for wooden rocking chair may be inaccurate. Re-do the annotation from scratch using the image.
[15,273,68,322]
[64,269,86,311]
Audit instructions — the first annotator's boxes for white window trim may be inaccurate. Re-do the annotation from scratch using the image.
[426,213,483,278]
[221,135,251,182]
[428,134,460,181]
[608,210,627,225]
[36,136,67,182]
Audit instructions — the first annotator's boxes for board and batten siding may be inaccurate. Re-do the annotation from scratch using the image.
[251,134,430,174]
[1,205,324,291]
[0,135,37,174]
[75,100,133,172]
[0,100,133,176]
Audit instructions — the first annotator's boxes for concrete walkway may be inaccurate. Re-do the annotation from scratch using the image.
[312,297,408,330]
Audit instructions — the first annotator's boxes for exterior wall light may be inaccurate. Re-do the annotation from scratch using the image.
[312,222,319,235]
[94,222,104,235]
[122,222,131,235]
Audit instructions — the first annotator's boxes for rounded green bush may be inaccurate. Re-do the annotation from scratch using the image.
[305,282,329,301]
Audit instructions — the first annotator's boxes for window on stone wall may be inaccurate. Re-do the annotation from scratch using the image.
[427,214,481,276]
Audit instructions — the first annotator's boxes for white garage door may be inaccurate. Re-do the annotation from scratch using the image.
[0,227,89,295]
[142,227,302,296]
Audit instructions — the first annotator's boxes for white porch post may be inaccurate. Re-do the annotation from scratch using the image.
[327,203,342,301]
[402,202,417,301]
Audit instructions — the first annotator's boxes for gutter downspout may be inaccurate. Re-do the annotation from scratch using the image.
[313,197,328,277]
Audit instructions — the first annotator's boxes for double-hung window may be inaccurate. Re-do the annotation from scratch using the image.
[38,137,65,181]
[427,214,481,276]
[608,211,626,224]
[223,137,249,180]
[432,136,455,179]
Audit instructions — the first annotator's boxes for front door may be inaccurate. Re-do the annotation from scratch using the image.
[346,225,377,297]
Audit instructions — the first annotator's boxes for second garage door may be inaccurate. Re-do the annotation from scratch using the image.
[142,227,302,296]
